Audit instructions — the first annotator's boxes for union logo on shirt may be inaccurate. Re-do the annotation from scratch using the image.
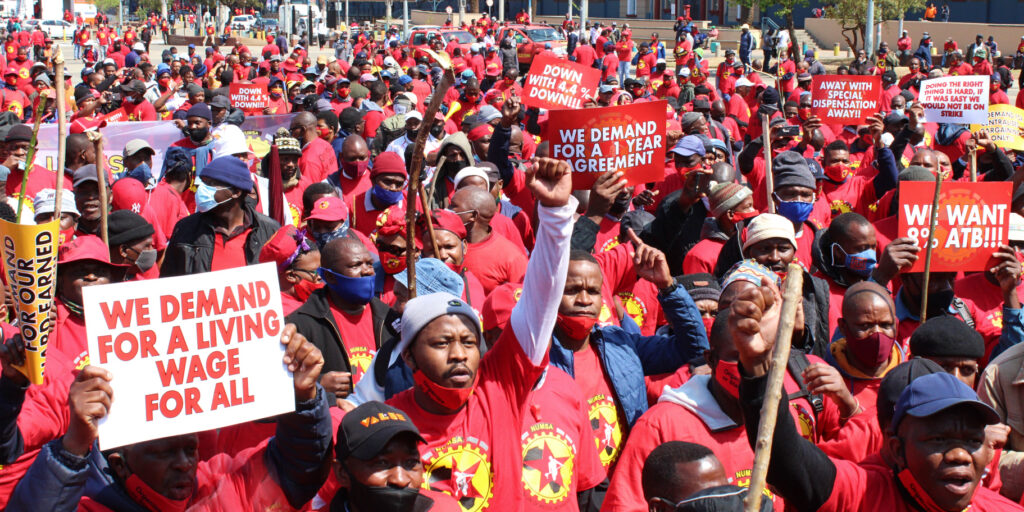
[423,439,494,512]
[791,401,818,442]
[6,102,23,118]
[521,422,576,505]
[587,394,622,468]
[597,302,614,327]
[617,291,649,330]
[829,198,854,216]
[732,468,776,499]
[347,346,376,383]
[599,237,621,253]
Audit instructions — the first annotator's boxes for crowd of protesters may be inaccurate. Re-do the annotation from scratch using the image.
[0,7,1018,512]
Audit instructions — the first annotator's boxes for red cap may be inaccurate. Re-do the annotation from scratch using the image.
[423,209,466,239]
[467,123,494,142]
[370,151,408,179]
[58,235,128,269]
[306,196,349,222]
[482,282,523,330]
[111,177,147,213]
[260,225,314,269]
[485,62,500,77]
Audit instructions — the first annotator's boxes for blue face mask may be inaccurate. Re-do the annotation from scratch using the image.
[195,180,229,213]
[317,267,375,305]
[775,195,814,225]
[313,221,350,250]
[832,243,877,276]
[370,184,404,206]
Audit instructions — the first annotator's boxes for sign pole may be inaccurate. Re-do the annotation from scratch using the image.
[970,147,978,182]
[919,172,943,322]
[54,47,67,221]
[762,113,774,214]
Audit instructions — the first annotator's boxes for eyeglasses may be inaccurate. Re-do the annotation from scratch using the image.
[291,268,322,282]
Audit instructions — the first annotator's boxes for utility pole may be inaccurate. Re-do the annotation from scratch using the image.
[865,0,875,58]
[580,0,588,41]
[458,0,465,26]
[344,0,349,32]
[403,0,408,40]
[498,0,504,21]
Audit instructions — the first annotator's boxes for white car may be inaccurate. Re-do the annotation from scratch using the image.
[231,14,256,30]
[39,19,74,39]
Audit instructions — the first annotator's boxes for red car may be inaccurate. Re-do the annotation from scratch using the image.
[496,24,567,73]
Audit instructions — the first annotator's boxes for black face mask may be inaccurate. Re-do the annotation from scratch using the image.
[611,191,631,215]
[346,474,424,512]
[443,160,469,176]
[430,124,445,138]
[189,126,209,143]
[926,288,955,319]
[406,127,419,139]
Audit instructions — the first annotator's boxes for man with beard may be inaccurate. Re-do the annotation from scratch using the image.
[161,156,279,276]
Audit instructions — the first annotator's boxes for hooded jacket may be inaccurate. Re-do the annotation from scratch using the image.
[425,131,473,209]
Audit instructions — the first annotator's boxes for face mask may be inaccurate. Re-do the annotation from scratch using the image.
[892,108,905,116]
[341,159,370,178]
[824,162,852,183]
[714,359,741,399]
[413,369,477,410]
[443,159,469,176]
[465,93,480,102]
[3,77,15,86]
[832,244,877,276]
[926,288,955,319]
[378,250,407,274]
[15,55,24,62]
[346,475,424,512]
[270,88,283,98]
[556,313,598,340]
[317,126,332,140]
[430,124,445,138]
[798,107,812,120]
[124,474,189,512]
[59,227,75,246]
[371,184,404,206]
[701,316,714,337]
[158,77,170,87]
[338,87,350,98]
[406,127,419,140]
[896,467,956,512]
[292,276,322,302]
[676,164,702,175]
[847,330,896,368]
[318,267,375,305]
[729,210,758,224]
[313,223,350,250]
[194,181,229,213]
[189,126,209,144]
[133,248,158,272]
[776,198,813,225]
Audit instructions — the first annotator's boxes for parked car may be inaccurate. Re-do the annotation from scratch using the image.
[497,24,567,73]
[231,14,257,30]
[39,19,74,38]
[255,18,278,34]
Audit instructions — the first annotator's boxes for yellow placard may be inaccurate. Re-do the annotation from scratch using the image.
[0,220,58,385]
[970,104,1024,152]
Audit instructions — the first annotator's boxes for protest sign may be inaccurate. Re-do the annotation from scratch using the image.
[919,75,990,125]
[898,181,1011,272]
[33,115,291,180]
[0,220,57,385]
[521,53,601,111]
[229,83,270,114]
[84,264,294,450]
[809,75,881,124]
[548,100,667,190]
[970,104,1024,151]
[102,108,127,123]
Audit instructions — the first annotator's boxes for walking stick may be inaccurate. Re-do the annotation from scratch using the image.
[54,47,66,221]
[919,171,943,322]
[762,113,774,213]
[84,131,109,250]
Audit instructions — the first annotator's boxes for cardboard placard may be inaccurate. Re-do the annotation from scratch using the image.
[898,181,1011,272]
[229,83,269,114]
[919,75,990,125]
[102,107,127,123]
[970,104,1024,151]
[548,101,667,190]
[84,264,294,450]
[809,75,881,124]
[521,53,601,111]
[0,220,58,385]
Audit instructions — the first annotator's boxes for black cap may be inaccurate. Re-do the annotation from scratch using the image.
[74,87,99,103]
[876,358,945,432]
[107,210,155,246]
[772,151,816,191]
[882,69,897,82]
[5,124,31,143]
[120,79,146,94]
[677,273,722,303]
[336,401,424,460]
[909,315,985,360]
[208,95,230,109]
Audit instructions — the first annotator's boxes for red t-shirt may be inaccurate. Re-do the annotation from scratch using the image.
[617,279,664,336]
[328,303,375,383]
[210,229,251,271]
[122,99,158,122]
[349,191,405,237]
[387,326,546,512]
[683,238,726,275]
[463,232,528,295]
[823,174,877,218]
[520,367,605,510]
[299,137,336,183]
[574,344,625,474]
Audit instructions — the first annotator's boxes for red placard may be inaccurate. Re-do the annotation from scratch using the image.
[103,108,128,123]
[521,53,601,111]
[229,83,269,114]
[548,100,667,190]
[898,181,1012,272]
[810,75,881,125]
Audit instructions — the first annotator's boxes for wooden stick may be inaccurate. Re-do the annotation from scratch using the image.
[16,91,51,221]
[418,181,440,257]
[54,46,66,221]
[919,171,943,322]
[405,66,456,298]
[970,148,977,182]
[84,132,109,250]
[744,262,804,512]
[762,113,775,214]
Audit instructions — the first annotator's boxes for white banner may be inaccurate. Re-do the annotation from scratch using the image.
[919,75,990,125]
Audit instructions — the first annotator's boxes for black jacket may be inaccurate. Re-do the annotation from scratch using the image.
[160,201,280,277]
[286,288,396,381]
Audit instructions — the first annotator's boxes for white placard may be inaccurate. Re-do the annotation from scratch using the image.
[919,75,990,125]
[84,263,294,450]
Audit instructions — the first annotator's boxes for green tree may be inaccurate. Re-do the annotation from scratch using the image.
[828,0,925,54]
[733,0,809,54]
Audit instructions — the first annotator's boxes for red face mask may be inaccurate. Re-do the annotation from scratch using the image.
[59,228,75,246]
[292,277,322,302]
[378,251,407,274]
[124,474,189,512]
[798,107,812,120]
[413,369,477,411]
[714,359,741,399]
[556,313,598,339]
[338,87,350,98]
[676,164,703,176]
[824,162,852,182]
[341,159,370,177]
[158,77,170,88]
[847,330,896,368]
[729,210,758,224]
[701,316,714,337]
[317,126,332,141]
[896,468,958,512]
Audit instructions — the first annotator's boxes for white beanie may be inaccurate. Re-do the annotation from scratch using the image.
[391,293,481,368]
[453,167,491,189]
[742,213,797,251]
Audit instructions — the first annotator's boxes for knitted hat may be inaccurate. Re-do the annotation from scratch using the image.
[709,182,751,217]
[742,213,796,251]
[772,151,816,191]
[371,151,407,179]
[677,273,721,303]
[274,132,302,156]
[200,156,254,192]
[909,316,985,360]
[106,210,155,246]
[186,102,212,121]
[899,165,934,182]
[722,259,781,290]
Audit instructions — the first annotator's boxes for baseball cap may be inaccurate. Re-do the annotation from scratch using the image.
[208,95,231,109]
[57,235,128,274]
[72,164,108,188]
[123,139,154,158]
[336,401,425,460]
[120,79,146,94]
[306,196,349,222]
[891,372,999,431]
[670,135,706,157]
[876,359,945,430]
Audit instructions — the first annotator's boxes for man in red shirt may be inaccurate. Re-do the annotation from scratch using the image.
[119,79,157,121]
[326,132,373,200]
[290,111,336,183]
[572,39,597,67]
[384,158,574,512]
[451,186,527,294]
[614,35,633,84]
[350,151,407,237]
